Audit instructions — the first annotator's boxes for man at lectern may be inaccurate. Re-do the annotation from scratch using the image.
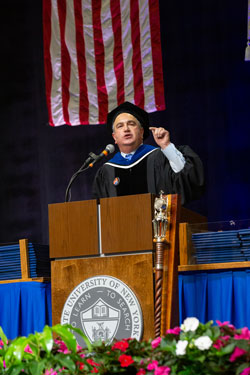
[92,102,204,204]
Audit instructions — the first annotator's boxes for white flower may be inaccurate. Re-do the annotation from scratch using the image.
[176,340,188,355]
[194,336,213,350]
[181,317,199,332]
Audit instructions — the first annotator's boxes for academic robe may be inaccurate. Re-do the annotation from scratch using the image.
[92,144,204,204]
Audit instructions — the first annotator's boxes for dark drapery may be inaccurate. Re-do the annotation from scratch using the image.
[0,0,250,244]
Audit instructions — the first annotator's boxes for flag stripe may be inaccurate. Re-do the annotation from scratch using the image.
[43,0,54,125]
[65,0,80,125]
[82,0,98,123]
[110,0,125,106]
[50,0,64,125]
[120,0,134,102]
[92,0,108,123]
[74,0,89,124]
[139,0,156,112]
[57,0,71,124]
[130,0,144,108]
[101,1,117,113]
[148,0,165,110]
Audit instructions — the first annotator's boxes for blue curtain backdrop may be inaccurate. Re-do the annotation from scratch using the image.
[179,269,250,328]
[0,282,52,340]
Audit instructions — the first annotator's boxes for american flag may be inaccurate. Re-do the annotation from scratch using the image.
[43,0,165,126]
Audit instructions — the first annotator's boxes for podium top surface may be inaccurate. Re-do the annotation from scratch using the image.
[49,194,155,258]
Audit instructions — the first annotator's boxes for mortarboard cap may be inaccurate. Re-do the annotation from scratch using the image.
[107,101,150,139]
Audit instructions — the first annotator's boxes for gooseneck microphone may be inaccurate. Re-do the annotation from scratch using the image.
[89,144,115,167]
[65,144,115,202]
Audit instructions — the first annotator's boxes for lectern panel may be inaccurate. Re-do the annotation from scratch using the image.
[49,200,98,258]
[100,194,154,253]
[51,253,155,340]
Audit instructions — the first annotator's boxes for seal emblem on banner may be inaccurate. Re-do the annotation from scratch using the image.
[61,275,143,346]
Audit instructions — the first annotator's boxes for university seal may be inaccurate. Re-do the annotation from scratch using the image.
[61,275,143,346]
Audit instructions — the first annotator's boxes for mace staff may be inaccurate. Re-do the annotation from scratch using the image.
[152,191,169,338]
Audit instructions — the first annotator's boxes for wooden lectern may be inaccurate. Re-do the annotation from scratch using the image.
[49,193,180,340]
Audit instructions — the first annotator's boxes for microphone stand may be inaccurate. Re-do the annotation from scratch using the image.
[65,152,97,202]
[65,144,115,202]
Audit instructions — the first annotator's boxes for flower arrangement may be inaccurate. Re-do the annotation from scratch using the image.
[0,318,250,374]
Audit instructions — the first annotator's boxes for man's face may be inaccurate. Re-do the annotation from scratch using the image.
[112,113,144,152]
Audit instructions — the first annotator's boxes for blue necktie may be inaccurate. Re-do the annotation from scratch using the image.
[124,153,133,161]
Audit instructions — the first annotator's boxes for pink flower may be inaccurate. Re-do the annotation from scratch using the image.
[221,335,230,341]
[213,335,230,349]
[151,337,161,349]
[54,340,70,354]
[112,340,129,352]
[234,327,250,340]
[229,347,247,362]
[216,320,235,330]
[24,344,33,354]
[86,359,100,367]
[45,369,58,375]
[241,368,250,375]
[137,370,146,375]
[155,366,171,375]
[77,362,85,370]
[147,360,158,370]
[213,340,223,350]
[119,354,134,367]
[166,327,181,335]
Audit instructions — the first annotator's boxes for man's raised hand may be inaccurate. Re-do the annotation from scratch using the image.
[149,127,170,149]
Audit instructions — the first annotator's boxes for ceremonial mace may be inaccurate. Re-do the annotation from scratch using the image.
[152,191,169,338]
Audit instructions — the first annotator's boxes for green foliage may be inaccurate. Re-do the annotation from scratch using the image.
[0,319,249,375]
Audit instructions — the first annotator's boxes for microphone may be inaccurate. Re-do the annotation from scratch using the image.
[88,144,115,167]
[65,144,115,202]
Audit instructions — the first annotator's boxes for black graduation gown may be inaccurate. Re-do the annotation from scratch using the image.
[92,144,204,204]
